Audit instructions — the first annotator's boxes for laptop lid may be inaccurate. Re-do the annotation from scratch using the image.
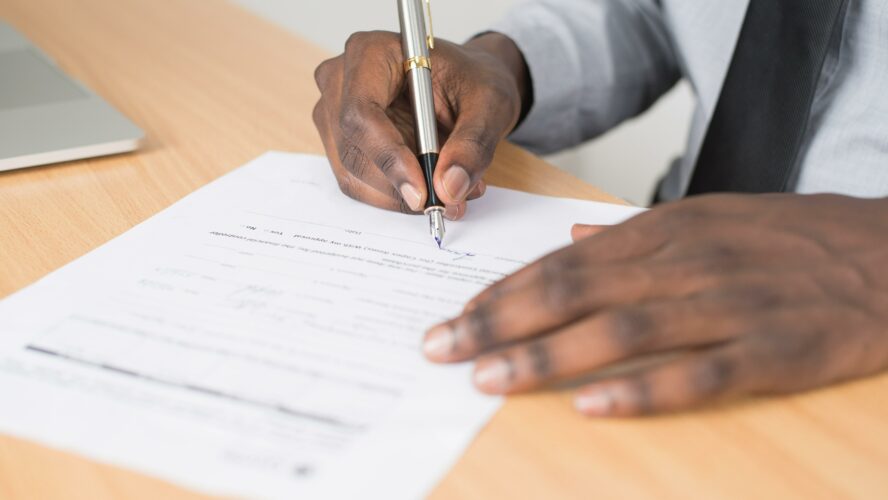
[0,20,143,172]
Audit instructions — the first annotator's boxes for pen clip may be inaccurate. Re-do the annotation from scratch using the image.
[425,0,435,50]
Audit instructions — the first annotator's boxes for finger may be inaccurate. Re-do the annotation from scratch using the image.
[427,249,793,364]
[318,97,407,201]
[338,32,428,211]
[571,224,608,241]
[470,296,761,394]
[434,86,518,205]
[333,165,414,212]
[465,217,664,310]
[431,251,721,362]
[425,263,661,362]
[441,181,485,221]
[316,100,415,212]
[313,55,342,92]
[573,343,751,417]
[467,180,486,200]
[336,103,426,210]
[443,202,468,221]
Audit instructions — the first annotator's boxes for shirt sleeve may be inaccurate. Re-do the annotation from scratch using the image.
[488,0,682,154]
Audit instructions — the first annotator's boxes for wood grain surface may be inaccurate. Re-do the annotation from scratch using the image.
[0,0,886,498]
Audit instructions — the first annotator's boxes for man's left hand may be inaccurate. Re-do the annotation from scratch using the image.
[423,194,888,417]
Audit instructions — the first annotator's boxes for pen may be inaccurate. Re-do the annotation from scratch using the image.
[397,0,445,248]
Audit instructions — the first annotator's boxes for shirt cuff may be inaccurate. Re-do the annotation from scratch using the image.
[487,5,585,154]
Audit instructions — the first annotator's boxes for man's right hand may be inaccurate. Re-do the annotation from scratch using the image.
[312,31,530,220]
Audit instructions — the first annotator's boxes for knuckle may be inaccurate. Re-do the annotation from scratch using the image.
[526,341,552,379]
[464,304,497,351]
[602,307,656,353]
[699,240,739,263]
[538,253,591,317]
[692,355,737,397]
[659,202,708,230]
[689,254,739,281]
[344,31,371,53]
[753,328,829,384]
[313,57,338,89]
[626,377,654,415]
[344,31,398,58]
[312,100,326,128]
[339,104,369,141]
[710,280,786,308]
[374,147,402,177]
[337,141,369,179]
[336,107,375,179]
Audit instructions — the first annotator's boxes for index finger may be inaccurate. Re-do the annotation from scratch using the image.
[422,218,674,362]
[466,217,662,311]
[338,32,428,209]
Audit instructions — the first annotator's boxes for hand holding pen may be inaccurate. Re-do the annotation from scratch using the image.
[311,3,531,243]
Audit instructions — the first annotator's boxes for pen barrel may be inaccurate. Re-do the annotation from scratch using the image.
[397,0,430,61]
[404,67,440,155]
[418,152,442,209]
[399,0,441,208]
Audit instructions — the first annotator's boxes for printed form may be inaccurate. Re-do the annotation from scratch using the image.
[0,152,643,499]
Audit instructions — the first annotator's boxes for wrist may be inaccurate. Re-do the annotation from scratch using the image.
[465,32,533,126]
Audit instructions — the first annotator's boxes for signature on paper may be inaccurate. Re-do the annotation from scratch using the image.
[439,247,476,261]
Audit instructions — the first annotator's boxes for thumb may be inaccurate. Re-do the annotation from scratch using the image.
[434,94,515,205]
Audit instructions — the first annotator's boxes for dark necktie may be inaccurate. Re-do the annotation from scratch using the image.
[685,0,850,195]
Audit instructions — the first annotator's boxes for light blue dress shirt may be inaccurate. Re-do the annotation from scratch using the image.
[491,0,888,201]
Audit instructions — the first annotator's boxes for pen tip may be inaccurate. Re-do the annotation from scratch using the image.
[429,208,445,249]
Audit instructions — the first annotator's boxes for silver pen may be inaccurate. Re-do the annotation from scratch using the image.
[397,0,445,248]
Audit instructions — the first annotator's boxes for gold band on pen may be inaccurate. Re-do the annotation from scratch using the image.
[403,55,431,73]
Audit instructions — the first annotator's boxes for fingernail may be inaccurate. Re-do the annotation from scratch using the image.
[473,358,511,393]
[399,183,422,211]
[423,324,455,359]
[443,204,461,220]
[443,166,471,202]
[575,390,613,416]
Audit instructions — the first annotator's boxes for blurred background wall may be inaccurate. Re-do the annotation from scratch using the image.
[233,0,694,206]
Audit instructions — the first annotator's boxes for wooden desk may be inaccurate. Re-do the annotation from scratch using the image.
[0,0,886,498]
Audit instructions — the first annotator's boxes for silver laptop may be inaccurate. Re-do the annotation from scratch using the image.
[0,20,142,172]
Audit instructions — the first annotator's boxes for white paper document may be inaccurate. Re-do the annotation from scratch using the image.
[0,152,643,499]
